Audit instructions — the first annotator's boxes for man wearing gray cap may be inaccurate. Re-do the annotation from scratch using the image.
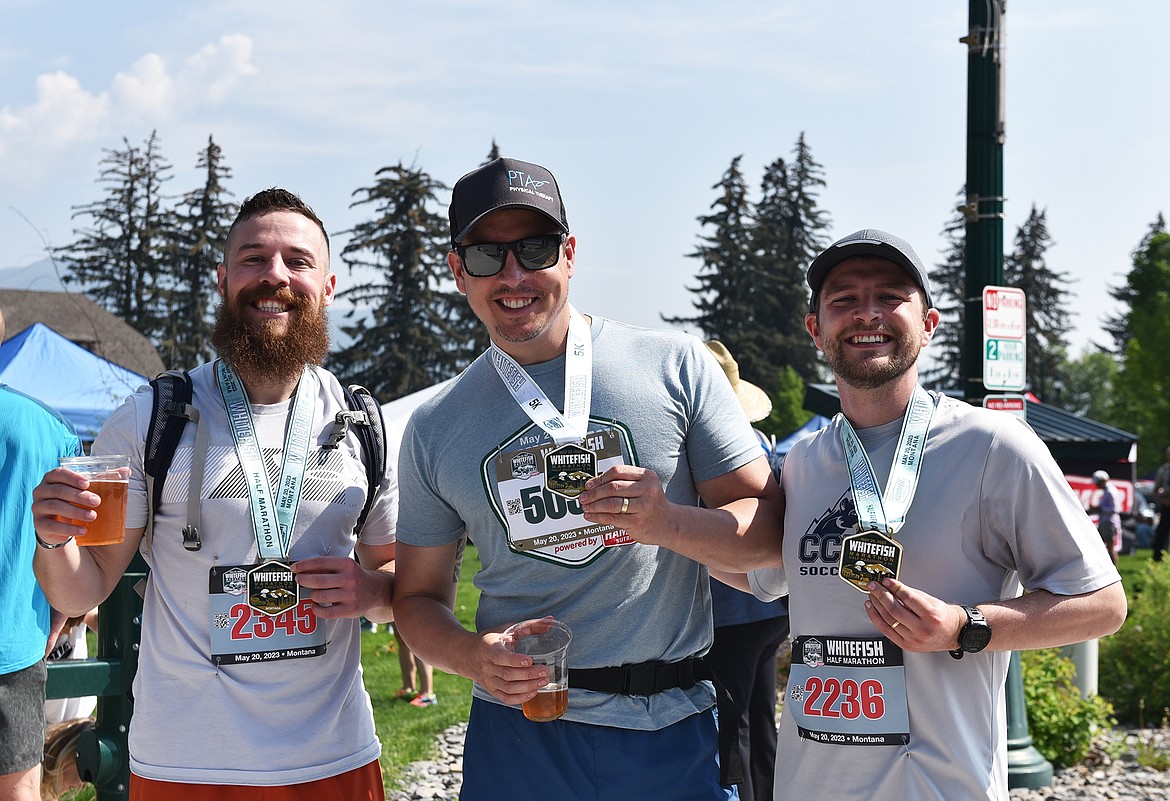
[729,229,1126,800]
[392,157,784,800]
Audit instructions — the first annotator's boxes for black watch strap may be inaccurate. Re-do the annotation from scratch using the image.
[949,604,990,660]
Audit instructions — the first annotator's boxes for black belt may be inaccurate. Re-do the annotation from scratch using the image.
[568,656,743,787]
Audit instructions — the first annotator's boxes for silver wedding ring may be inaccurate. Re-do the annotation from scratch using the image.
[620,497,630,514]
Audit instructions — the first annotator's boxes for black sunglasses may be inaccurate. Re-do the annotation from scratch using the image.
[455,234,565,278]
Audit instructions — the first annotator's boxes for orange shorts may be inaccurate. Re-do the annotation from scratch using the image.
[129,759,384,801]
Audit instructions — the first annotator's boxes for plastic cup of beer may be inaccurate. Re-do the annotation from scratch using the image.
[58,455,130,546]
[503,618,572,722]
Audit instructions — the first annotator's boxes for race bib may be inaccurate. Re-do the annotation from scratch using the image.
[787,635,910,746]
[208,562,327,666]
[484,423,636,566]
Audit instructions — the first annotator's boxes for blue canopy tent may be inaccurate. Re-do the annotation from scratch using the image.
[0,323,148,442]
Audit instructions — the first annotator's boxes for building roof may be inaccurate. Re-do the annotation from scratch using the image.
[804,383,1138,464]
[0,289,165,378]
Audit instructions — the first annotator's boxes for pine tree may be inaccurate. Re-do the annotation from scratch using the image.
[1104,214,1166,355]
[57,131,173,342]
[328,162,475,399]
[1111,218,1170,476]
[664,155,754,346]
[752,134,830,384]
[1003,205,1070,401]
[161,135,234,369]
[921,188,967,390]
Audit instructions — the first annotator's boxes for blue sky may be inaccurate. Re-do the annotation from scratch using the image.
[1,1,1166,359]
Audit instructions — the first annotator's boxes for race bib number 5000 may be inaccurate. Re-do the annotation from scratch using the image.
[208,563,327,666]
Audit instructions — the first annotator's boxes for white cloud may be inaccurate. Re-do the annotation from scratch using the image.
[0,35,255,171]
[110,53,175,118]
[180,34,256,104]
[0,71,111,154]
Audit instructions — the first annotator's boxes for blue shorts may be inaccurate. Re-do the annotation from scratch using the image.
[0,660,47,774]
[460,697,738,801]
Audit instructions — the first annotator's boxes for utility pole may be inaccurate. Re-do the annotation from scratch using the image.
[960,1,1053,790]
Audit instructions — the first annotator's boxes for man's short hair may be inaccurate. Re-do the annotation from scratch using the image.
[225,188,330,258]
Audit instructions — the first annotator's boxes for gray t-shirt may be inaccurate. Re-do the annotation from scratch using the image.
[95,362,397,784]
[398,317,761,730]
[750,392,1120,801]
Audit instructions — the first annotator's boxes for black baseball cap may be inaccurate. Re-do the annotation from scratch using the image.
[448,157,569,246]
[806,228,934,309]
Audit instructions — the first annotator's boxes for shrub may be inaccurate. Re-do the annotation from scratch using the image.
[1099,560,1170,724]
[1022,647,1115,768]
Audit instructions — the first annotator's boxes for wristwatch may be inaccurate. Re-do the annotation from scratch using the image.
[949,604,991,659]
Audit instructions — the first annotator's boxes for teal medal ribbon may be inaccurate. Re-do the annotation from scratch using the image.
[217,360,319,562]
[836,386,938,592]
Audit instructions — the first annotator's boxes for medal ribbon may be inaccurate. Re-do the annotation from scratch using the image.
[489,305,593,446]
[838,386,938,535]
[217,360,318,561]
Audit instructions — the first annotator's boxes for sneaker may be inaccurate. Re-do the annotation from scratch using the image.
[409,693,438,707]
[395,689,419,702]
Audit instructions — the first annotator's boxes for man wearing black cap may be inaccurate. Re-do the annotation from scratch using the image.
[392,157,784,800]
[733,229,1126,800]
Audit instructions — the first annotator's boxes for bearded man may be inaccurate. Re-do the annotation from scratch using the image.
[32,189,398,801]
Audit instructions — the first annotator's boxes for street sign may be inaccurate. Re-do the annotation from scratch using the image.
[983,393,1027,421]
[983,286,1026,391]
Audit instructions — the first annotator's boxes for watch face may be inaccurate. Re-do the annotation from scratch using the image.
[960,606,992,652]
[962,624,993,652]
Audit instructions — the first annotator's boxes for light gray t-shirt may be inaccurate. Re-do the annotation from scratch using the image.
[749,392,1120,801]
[398,317,761,730]
[94,362,397,785]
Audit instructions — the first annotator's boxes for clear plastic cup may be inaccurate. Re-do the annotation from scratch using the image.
[503,618,573,722]
[58,455,130,546]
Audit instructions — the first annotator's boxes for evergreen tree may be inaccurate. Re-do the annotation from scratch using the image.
[161,135,234,369]
[1057,349,1119,422]
[759,364,812,440]
[328,162,475,399]
[1104,214,1166,355]
[57,131,173,342]
[751,133,830,383]
[1003,205,1071,401]
[921,188,967,391]
[664,155,755,350]
[1112,220,1170,476]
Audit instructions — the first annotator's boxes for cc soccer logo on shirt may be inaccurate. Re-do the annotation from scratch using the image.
[796,490,858,578]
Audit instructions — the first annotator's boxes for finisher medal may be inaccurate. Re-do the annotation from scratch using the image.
[838,529,903,593]
[544,442,597,499]
[247,561,299,616]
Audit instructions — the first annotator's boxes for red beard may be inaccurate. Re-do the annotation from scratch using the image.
[211,286,330,384]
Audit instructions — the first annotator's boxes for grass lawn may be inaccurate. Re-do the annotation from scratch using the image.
[366,544,482,793]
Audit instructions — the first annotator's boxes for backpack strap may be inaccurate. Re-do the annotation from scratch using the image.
[323,384,387,537]
[143,370,205,555]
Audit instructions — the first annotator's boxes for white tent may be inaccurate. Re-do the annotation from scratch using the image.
[380,377,456,448]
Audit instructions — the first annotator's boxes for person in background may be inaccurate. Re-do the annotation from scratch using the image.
[720,228,1126,801]
[0,307,84,801]
[392,157,784,801]
[31,189,397,801]
[43,608,99,725]
[1152,445,1170,562]
[1088,470,1121,566]
[394,628,437,707]
[703,340,790,801]
[40,717,94,801]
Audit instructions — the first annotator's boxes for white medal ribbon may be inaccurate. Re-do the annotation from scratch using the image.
[489,306,593,446]
[217,360,318,561]
[838,386,938,535]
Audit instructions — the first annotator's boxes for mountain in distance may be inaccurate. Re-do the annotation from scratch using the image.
[0,258,72,292]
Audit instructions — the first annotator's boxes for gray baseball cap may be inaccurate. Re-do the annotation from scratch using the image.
[806,228,933,309]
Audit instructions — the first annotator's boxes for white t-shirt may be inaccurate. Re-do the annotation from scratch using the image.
[93,362,397,785]
[750,392,1120,801]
